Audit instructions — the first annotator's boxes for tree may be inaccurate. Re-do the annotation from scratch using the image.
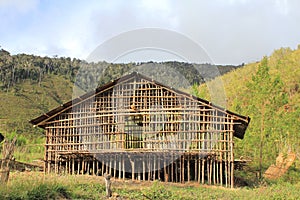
[245,56,288,178]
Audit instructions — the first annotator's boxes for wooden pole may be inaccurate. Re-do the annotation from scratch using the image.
[153,154,156,181]
[131,160,135,181]
[113,155,116,179]
[81,159,84,175]
[0,137,17,184]
[122,155,125,180]
[207,158,211,184]
[164,155,168,182]
[216,159,219,185]
[109,158,112,175]
[143,156,146,181]
[69,158,71,174]
[119,155,122,179]
[158,155,161,181]
[171,153,174,182]
[201,159,204,184]
[104,173,112,197]
[187,155,190,183]
[213,159,216,185]
[72,157,75,175]
[175,158,178,182]
[148,155,151,182]
[179,155,182,183]
[87,160,90,175]
[230,117,234,188]
[224,130,228,187]
[181,155,185,183]
[195,156,198,181]
[198,157,201,183]
[92,159,95,176]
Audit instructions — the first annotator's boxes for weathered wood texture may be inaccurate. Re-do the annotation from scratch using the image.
[264,152,296,179]
[0,137,17,184]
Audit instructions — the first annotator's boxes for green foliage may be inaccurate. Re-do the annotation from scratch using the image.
[5,132,27,146]
[191,83,200,97]
[194,47,300,183]
[242,56,290,169]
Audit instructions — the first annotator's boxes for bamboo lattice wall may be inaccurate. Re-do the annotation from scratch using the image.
[38,73,243,187]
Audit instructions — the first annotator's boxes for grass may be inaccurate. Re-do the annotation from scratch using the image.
[1,172,299,200]
[0,75,75,136]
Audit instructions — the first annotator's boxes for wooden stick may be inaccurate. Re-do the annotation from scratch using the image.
[181,155,185,183]
[114,155,117,179]
[152,154,156,181]
[201,159,204,184]
[198,157,201,183]
[171,153,174,182]
[143,156,146,181]
[187,155,190,183]
[104,173,112,197]
[122,155,125,180]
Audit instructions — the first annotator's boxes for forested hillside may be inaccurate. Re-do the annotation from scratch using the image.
[0,48,241,135]
[194,46,300,182]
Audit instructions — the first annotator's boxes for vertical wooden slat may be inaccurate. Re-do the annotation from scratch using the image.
[143,156,146,181]
[181,155,185,183]
[187,154,190,183]
[201,159,205,184]
[230,116,234,188]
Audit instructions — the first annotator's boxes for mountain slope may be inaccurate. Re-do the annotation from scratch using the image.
[0,75,74,134]
[195,47,300,179]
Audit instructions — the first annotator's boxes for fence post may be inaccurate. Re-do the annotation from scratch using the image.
[0,137,17,184]
[104,173,112,197]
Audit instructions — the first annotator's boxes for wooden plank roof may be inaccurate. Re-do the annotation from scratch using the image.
[30,71,250,139]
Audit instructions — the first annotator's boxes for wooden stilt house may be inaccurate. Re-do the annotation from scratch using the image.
[30,72,250,187]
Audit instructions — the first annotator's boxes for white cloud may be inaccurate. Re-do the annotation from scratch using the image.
[139,0,172,13]
[227,0,249,5]
[0,0,39,13]
[275,0,289,15]
[1,0,300,64]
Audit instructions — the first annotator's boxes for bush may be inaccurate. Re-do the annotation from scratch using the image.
[5,132,27,146]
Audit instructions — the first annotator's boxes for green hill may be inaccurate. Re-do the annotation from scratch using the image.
[195,46,300,183]
[0,75,75,161]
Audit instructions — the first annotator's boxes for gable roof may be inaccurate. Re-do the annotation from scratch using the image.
[30,71,250,139]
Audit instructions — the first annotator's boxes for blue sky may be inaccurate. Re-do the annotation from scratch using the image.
[0,0,300,64]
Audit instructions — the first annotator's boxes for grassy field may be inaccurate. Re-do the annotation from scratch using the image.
[0,171,299,199]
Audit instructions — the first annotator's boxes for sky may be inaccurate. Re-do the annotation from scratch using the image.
[0,0,300,65]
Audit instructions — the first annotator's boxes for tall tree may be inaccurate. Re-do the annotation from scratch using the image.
[245,56,288,178]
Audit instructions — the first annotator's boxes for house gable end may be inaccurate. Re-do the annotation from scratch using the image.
[30,72,250,139]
